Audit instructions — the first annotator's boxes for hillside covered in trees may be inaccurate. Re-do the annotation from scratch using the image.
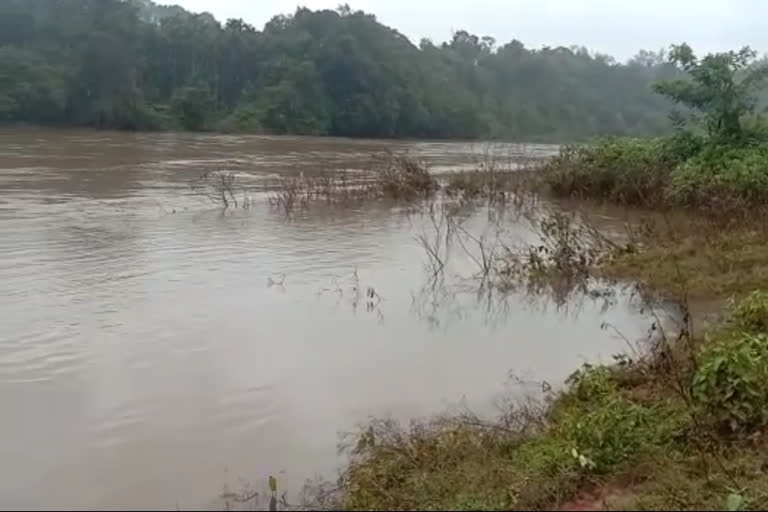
[0,0,680,140]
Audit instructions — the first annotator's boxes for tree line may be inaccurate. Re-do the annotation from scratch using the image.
[0,0,682,140]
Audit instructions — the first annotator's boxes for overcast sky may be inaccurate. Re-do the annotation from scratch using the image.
[171,0,763,61]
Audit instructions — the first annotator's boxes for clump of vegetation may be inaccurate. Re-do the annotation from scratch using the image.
[267,152,446,215]
[493,208,619,306]
[558,397,677,475]
[728,290,768,333]
[667,143,768,208]
[542,44,768,212]
[540,136,688,206]
[371,153,438,200]
[693,332,768,433]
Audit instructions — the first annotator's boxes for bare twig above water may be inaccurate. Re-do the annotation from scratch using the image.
[192,170,239,209]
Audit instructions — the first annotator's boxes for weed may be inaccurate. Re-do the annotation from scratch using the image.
[727,290,768,333]
[693,332,768,433]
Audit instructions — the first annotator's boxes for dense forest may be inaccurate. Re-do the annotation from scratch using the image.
[0,0,681,140]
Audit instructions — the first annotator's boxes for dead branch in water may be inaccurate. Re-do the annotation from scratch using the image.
[192,170,239,209]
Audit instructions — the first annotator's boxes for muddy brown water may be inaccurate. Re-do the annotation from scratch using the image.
[0,128,654,509]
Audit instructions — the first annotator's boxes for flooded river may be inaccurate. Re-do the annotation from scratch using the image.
[0,128,651,509]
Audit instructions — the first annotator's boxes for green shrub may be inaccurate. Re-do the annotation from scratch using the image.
[170,85,215,131]
[659,130,706,162]
[541,137,689,206]
[563,365,618,404]
[693,333,768,432]
[509,437,582,508]
[554,365,682,473]
[541,132,768,210]
[559,398,661,473]
[217,103,264,133]
[728,290,768,333]
[666,144,768,206]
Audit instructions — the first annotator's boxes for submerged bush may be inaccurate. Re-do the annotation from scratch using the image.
[373,153,438,200]
[693,332,768,432]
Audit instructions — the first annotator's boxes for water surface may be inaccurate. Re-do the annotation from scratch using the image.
[0,128,650,509]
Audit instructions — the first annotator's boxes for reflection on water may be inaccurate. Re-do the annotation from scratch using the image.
[0,128,653,509]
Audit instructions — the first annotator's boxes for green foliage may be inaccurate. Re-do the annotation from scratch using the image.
[0,46,68,122]
[541,137,686,205]
[728,290,768,333]
[543,128,768,210]
[559,398,672,473]
[563,365,618,403]
[693,333,768,432]
[170,86,215,131]
[726,492,746,511]
[654,44,768,141]
[217,103,263,133]
[0,0,675,138]
[541,44,768,211]
[667,143,768,206]
[555,366,682,473]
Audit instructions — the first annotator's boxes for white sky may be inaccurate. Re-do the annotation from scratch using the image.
[171,0,764,61]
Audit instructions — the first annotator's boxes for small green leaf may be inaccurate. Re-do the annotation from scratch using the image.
[726,492,745,511]
[269,475,277,493]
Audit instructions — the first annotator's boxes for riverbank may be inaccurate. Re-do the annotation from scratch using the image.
[328,140,768,510]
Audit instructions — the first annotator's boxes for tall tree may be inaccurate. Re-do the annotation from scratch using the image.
[654,44,768,140]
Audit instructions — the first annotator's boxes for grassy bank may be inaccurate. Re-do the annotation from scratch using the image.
[600,210,768,303]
